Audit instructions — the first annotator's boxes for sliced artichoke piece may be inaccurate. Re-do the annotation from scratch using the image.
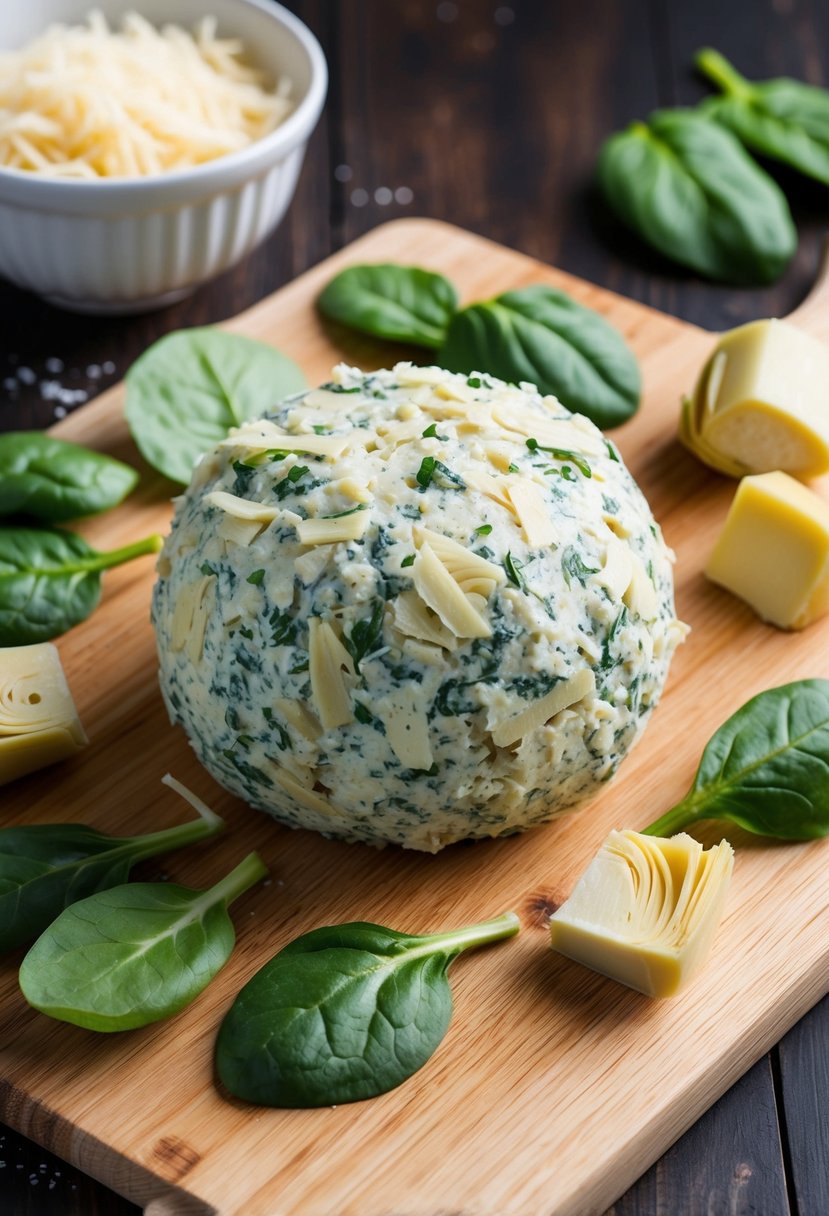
[0,643,87,785]
[549,830,733,997]
[681,319,829,479]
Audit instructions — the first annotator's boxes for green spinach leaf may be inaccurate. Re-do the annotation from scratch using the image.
[0,433,138,522]
[0,527,162,645]
[439,285,641,429]
[125,328,306,485]
[215,911,520,1107]
[317,264,458,349]
[597,108,796,285]
[0,775,224,953]
[19,851,267,1031]
[644,680,829,840]
[698,48,829,187]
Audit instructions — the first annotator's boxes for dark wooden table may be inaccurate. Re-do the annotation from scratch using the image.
[1,2,828,1213]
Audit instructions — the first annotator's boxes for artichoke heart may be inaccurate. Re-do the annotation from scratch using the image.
[0,643,87,785]
[681,319,829,480]
[549,830,734,998]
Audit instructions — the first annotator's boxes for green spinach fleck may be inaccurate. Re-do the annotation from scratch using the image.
[416,457,466,491]
[345,599,386,671]
[527,437,591,478]
[562,546,600,588]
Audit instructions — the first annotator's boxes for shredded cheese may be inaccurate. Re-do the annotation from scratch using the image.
[0,11,293,178]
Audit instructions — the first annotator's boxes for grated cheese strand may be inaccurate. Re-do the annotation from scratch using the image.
[0,10,293,178]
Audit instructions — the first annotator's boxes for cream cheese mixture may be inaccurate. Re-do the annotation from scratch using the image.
[153,363,686,851]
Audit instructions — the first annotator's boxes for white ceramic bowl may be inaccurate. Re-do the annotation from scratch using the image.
[0,0,327,312]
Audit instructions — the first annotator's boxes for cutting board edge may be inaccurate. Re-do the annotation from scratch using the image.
[559,960,829,1216]
[0,1078,215,1216]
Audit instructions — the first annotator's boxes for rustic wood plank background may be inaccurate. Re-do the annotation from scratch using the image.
[0,1,827,1213]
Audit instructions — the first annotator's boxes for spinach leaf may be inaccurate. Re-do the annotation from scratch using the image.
[0,433,138,522]
[0,527,162,645]
[125,328,307,486]
[0,775,223,953]
[19,851,267,1031]
[439,285,641,429]
[698,48,829,187]
[644,680,829,840]
[215,911,519,1107]
[597,109,796,285]
[317,264,459,349]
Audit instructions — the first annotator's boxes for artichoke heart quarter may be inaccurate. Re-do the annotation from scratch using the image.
[549,830,734,998]
[681,320,829,480]
[0,643,87,785]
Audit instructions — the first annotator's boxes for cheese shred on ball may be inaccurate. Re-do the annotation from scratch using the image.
[0,11,292,178]
[153,364,687,852]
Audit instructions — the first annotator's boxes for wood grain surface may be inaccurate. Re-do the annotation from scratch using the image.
[1,218,828,1216]
[3,3,829,1214]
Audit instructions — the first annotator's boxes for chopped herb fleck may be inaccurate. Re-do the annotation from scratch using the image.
[508,462,520,473]
[232,460,258,495]
[275,465,310,500]
[247,569,265,586]
[401,554,416,568]
[312,425,329,434]
[416,457,466,491]
[421,423,447,440]
[527,438,592,478]
[319,382,360,394]
[345,599,386,671]
[269,608,297,647]
[263,708,292,750]
[416,456,436,488]
[321,503,369,520]
[200,561,217,577]
[562,545,600,587]
[354,702,385,732]
[605,439,620,462]
[504,551,527,591]
[474,524,492,537]
[598,607,628,672]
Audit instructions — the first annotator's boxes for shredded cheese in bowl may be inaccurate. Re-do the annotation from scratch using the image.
[0,9,293,179]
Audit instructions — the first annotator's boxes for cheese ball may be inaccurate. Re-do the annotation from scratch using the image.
[152,363,686,851]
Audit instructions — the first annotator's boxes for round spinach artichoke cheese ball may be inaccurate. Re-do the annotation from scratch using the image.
[152,363,687,852]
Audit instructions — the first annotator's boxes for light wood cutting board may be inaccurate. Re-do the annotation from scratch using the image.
[2,218,829,1216]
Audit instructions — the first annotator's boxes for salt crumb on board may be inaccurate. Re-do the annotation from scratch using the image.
[1,354,120,421]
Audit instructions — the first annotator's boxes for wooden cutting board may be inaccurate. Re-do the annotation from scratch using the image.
[2,218,829,1216]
